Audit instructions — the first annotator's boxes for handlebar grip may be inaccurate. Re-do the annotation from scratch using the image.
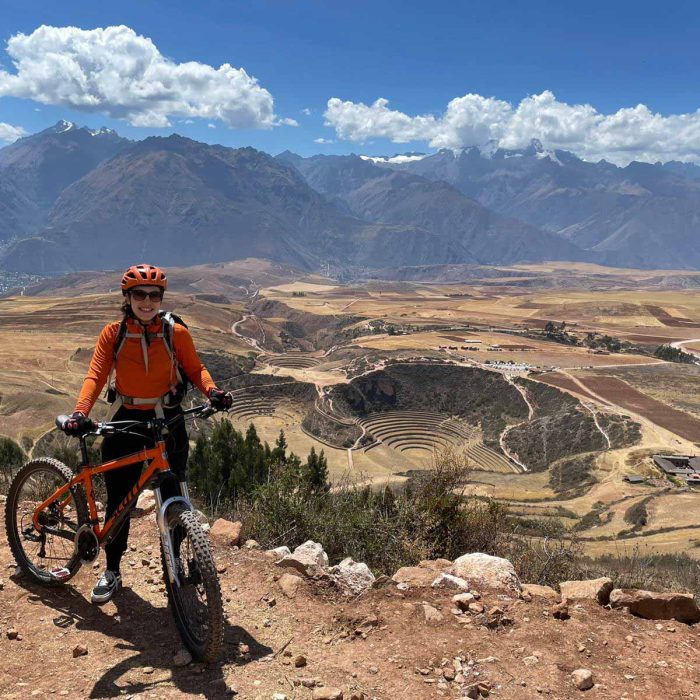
[56,415,70,430]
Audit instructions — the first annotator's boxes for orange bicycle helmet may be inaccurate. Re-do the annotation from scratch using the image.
[121,264,168,294]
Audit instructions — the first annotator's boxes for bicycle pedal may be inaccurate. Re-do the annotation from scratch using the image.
[48,567,71,581]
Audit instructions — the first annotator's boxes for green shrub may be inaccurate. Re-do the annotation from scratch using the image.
[222,449,581,585]
[0,436,25,494]
[623,497,652,529]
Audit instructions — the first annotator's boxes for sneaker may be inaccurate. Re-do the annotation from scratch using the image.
[91,569,122,604]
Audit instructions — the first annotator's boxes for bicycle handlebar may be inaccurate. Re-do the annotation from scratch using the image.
[56,402,220,437]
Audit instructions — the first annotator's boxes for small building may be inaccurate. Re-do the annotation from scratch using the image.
[653,454,700,476]
[623,475,647,484]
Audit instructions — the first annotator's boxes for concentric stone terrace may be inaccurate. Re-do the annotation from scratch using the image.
[359,411,516,472]
[266,354,320,369]
[228,394,276,420]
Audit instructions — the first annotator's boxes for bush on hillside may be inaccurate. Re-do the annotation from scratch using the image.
[548,453,598,496]
[203,447,581,585]
[587,551,700,598]
[0,436,25,494]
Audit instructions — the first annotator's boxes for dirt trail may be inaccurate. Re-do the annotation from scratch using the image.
[497,376,532,472]
[498,425,529,473]
[504,375,534,421]
[583,403,612,449]
[2,505,700,699]
[671,338,700,361]
[231,314,265,354]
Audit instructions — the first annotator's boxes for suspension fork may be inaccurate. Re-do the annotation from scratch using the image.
[154,488,192,587]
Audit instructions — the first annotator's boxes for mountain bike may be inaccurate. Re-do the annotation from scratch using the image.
[4,403,225,662]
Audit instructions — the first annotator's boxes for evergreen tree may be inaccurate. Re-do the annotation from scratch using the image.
[271,430,288,467]
[187,419,325,513]
[302,447,329,493]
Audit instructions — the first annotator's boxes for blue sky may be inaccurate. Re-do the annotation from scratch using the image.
[0,0,699,161]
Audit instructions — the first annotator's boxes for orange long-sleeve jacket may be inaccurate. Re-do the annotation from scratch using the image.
[75,316,216,416]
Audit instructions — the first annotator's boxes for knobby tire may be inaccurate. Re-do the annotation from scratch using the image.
[161,503,224,662]
[4,458,89,584]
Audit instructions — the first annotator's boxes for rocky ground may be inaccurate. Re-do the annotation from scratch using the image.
[2,505,700,700]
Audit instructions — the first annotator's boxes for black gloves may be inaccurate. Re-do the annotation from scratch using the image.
[208,388,233,410]
[60,411,94,436]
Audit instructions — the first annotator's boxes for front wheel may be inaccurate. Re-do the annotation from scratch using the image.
[4,458,89,584]
[161,503,224,662]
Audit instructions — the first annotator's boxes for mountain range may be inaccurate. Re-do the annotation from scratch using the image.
[1,121,700,273]
[379,141,700,269]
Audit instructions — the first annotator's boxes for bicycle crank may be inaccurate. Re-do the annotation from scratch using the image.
[74,525,100,564]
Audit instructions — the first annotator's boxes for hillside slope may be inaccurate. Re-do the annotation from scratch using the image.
[1,504,699,699]
[279,153,588,266]
[0,120,128,241]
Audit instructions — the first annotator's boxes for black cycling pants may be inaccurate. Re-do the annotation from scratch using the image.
[101,405,188,572]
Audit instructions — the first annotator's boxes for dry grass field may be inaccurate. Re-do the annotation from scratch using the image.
[4,259,700,559]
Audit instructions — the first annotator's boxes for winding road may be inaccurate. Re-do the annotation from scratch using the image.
[671,338,700,361]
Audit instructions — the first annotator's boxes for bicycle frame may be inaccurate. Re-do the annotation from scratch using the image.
[32,439,173,546]
[29,404,216,584]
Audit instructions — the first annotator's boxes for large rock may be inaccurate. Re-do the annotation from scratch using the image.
[312,688,343,700]
[135,489,156,515]
[522,583,559,601]
[329,557,375,595]
[571,669,594,691]
[449,553,521,594]
[609,588,700,624]
[392,559,452,588]
[432,573,471,591]
[277,541,329,577]
[209,518,243,546]
[392,566,440,588]
[278,573,303,598]
[421,602,444,623]
[559,578,613,605]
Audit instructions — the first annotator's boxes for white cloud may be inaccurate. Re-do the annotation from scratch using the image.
[0,25,278,130]
[314,137,335,144]
[324,90,700,164]
[278,117,299,127]
[302,107,312,116]
[0,121,26,142]
[207,123,216,128]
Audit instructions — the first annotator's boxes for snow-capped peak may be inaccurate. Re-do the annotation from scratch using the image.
[87,126,116,137]
[55,120,76,133]
[360,152,428,164]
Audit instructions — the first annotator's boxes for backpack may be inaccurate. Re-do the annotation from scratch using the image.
[105,311,192,414]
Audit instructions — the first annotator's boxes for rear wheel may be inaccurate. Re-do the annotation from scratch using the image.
[161,503,224,662]
[5,458,89,584]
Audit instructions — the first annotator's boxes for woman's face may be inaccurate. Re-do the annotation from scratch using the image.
[128,285,163,323]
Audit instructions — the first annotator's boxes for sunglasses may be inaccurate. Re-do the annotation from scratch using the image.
[130,289,164,302]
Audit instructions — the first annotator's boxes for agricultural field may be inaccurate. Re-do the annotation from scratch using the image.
[3,259,700,559]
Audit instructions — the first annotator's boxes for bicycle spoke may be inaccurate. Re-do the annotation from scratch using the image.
[13,469,80,575]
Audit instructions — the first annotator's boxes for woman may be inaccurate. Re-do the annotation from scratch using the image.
[62,263,232,604]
